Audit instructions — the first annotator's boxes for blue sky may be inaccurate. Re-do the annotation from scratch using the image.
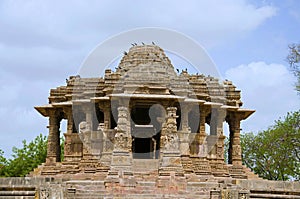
[0,0,299,157]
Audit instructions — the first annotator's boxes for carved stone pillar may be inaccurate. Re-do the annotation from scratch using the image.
[199,106,209,143]
[159,107,183,176]
[80,104,93,160]
[181,104,190,131]
[83,105,92,132]
[115,106,131,150]
[227,112,242,166]
[210,108,218,136]
[103,103,111,130]
[178,103,191,156]
[110,106,132,173]
[64,108,73,160]
[46,109,62,165]
[66,108,73,134]
[216,108,226,161]
[198,106,209,157]
[98,103,113,166]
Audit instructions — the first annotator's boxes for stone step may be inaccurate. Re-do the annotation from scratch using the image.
[250,193,300,198]
[0,197,35,199]
[0,191,36,196]
[132,159,159,172]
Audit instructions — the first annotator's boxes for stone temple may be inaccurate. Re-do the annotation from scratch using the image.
[35,44,254,178]
[1,44,299,198]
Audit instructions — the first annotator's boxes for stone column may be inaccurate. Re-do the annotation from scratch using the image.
[216,108,226,161]
[83,105,92,132]
[179,103,191,156]
[181,104,189,131]
[80,104,93,160]
[207,107,226,161]
[115,106,131,149]
[199,106,210,139]
[159,107,183,176]
[103,103,111,130]
[227,112,242,165]
[110,106,132,175]
[46,109,62,165]
[66,108,73,134]
[64,108,73,160]
[209,107,219,135]
[198,106,209,157]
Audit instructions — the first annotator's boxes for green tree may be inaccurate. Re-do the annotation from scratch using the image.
[0,134,65,177]
[224,137,229,163]
[0,149,7,174]
[60,136,65,162]
[287,44,300,93]
[0,134,47,177]
[241,110,300,180]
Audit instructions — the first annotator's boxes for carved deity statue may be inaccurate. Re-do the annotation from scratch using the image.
[165,133,179,151]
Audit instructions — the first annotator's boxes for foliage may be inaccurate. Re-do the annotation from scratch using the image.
[0,134,48,177]
[0,149,7,172]
[224,137,229,163]
[0,134,66,177]
[287,44,300,93]
[241,110,300,180]
[60,136,65,162]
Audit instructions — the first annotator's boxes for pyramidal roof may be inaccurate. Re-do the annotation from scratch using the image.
[118,44,174,74]
[41,44,243,108]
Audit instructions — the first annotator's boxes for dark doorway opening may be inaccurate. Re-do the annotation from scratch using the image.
[131,107,151,125]
[92,105,104,131]
[131,104,163,159]
[133,138,151,159]
[132,133,160,159]
[188,110,200,133]
[110,108,117,129]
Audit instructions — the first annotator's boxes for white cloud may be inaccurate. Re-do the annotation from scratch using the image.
[225,61,299,133]
[0,0,277,48]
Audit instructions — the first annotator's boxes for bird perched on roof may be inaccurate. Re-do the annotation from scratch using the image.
[176,69,179,73]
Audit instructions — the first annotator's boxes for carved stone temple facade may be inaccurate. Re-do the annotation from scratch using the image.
[16,44,298,198]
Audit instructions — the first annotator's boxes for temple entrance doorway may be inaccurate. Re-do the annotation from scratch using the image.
[130,103,164,159]
[132,131,160,159]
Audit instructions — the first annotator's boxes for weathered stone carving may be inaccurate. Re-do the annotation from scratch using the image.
[114,132,128,150]
[39,188,50,199]
[165,133,179,151]
[79,121,88,134]
[97,122,105,131]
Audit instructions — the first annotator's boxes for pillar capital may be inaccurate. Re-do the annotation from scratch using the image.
[226,111,246,124]
[48,108,63,120]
